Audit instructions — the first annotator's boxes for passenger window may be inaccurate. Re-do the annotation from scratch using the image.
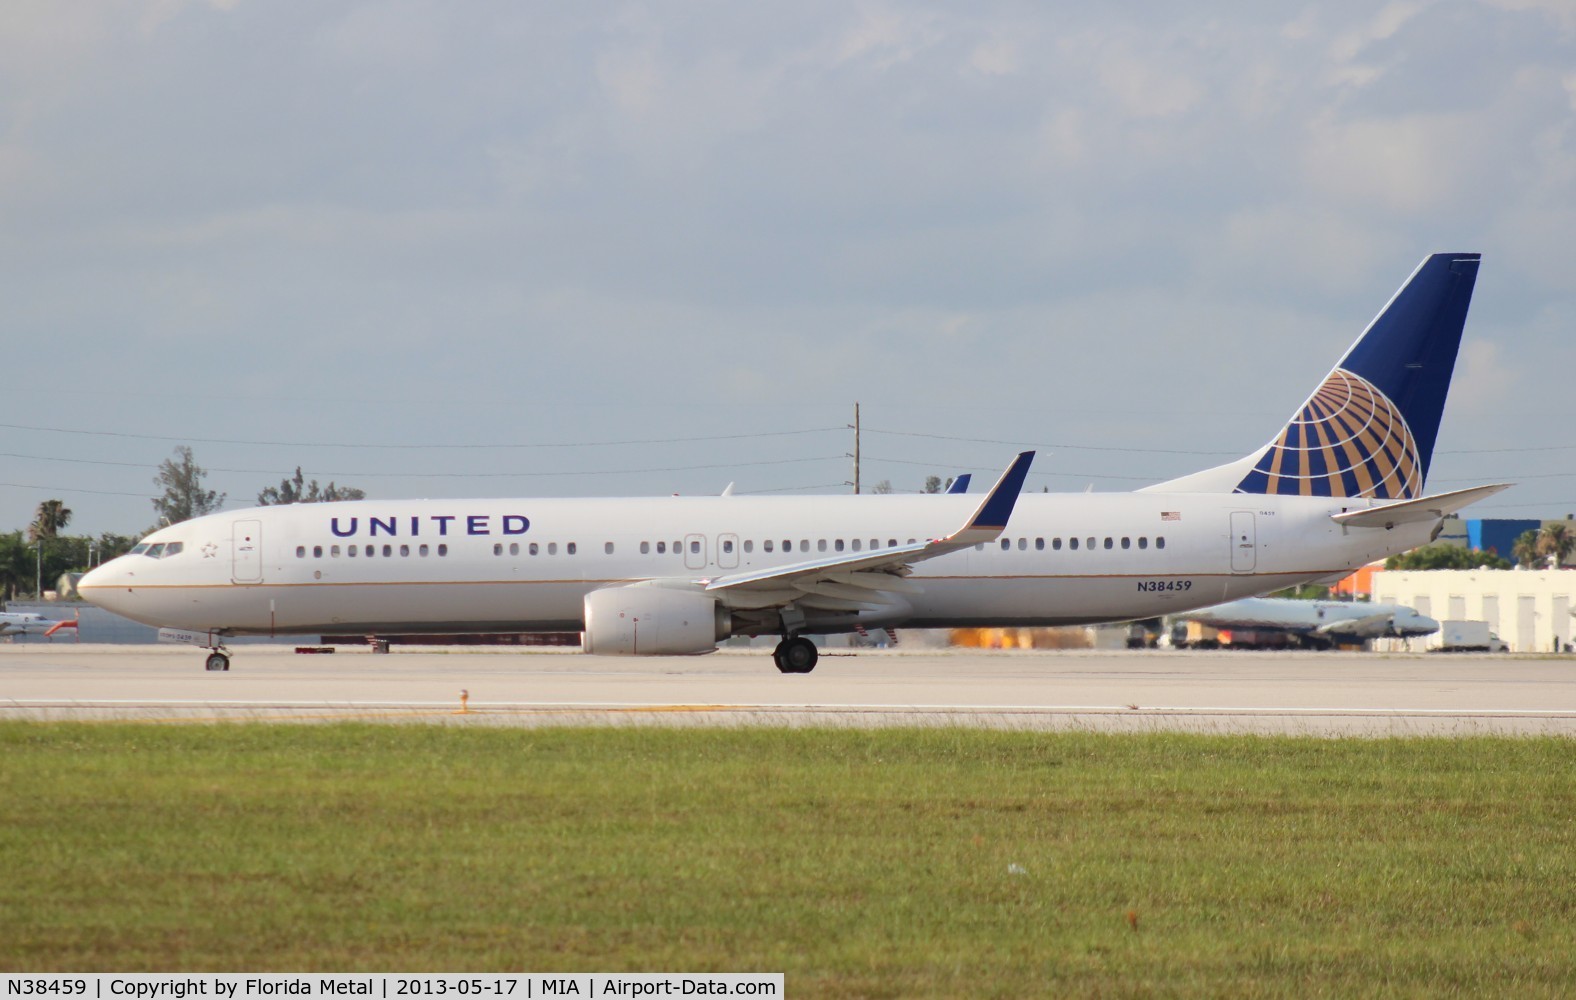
[1035,538,1045,551]
[421,544,431,556]
[400,544,410,557]
[1000,539,1010,551]
[764,540,774,553]
[382,544,393,556]
[1087,537,1096,550]
[744,540,754,553]
[605,542,614,555]
[1052,538,1062,550]
[1018,538,1027,551]
[907,538,917,545]
[1121,537,1131,549]
[331,545,340,557]
[689,540,700,554]
[493,543,503,556]
[310,545,321,558]
[851,539,861,552]
[349,545,358,557]
[548,542,558,555]
[641,541,650,554]
[1103,538,1113,550]
[870,538,879,550]
[723,539,734,554]
[656,541,665,554]
[296,546,306,558]
[1070,538,1079,550]
[975,543,984,551]
[438,544,448,556]
[1157,537,1166,549]
[365,545,375,558]
[888,539,897,548]
[800,540,810,553]
[145,543,166,558]
[530,543,540,555]
[510,543,519,556]
[568,542,577,555]
[1138,537,1148,549]
[834,539,844,552]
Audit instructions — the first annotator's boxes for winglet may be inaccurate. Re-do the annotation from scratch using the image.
[945,474,971,494]
[948,451,1034,543]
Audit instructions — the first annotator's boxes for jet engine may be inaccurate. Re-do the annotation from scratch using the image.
[582,585,732,656]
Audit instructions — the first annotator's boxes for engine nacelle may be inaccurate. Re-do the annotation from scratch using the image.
[582,585,732,656]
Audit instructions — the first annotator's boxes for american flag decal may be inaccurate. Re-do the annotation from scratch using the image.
[1161,511,1181,521]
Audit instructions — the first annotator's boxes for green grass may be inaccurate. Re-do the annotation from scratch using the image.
[2,724,1575,997]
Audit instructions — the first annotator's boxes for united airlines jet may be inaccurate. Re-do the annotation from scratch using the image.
[80,254,1506,673]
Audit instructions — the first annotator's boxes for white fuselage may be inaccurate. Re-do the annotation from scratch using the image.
[79,490,1432,637]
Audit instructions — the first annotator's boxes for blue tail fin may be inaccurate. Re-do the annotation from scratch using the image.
[1148,253,1481,499]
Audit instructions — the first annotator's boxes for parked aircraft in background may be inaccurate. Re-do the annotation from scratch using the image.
[0,610,77,639]
[1172,597,1439,649]
[80,253,1506,674]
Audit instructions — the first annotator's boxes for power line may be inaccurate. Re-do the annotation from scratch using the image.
[0,450,842,479]
[0,421,844,450]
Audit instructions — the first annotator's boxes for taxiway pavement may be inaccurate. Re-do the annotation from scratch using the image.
[4,644,1575,735]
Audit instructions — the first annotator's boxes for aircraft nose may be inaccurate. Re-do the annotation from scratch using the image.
[1417,615,1440,633]
[78,559,134,613]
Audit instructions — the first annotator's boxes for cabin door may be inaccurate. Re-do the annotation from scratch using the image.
[1229,511,1256,574]
[232,520,263,584]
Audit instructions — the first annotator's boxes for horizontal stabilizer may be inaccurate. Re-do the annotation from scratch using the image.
[1330,483,1511,529]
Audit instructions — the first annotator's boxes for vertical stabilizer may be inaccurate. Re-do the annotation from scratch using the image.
[1144,253,1480,499]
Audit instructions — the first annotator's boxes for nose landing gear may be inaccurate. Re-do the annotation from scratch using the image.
[204,651,231,672]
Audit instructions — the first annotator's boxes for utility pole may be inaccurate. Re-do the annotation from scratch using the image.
[852,402,861,494]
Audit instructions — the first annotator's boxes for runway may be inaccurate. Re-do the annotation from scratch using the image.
[3,644,1575,735]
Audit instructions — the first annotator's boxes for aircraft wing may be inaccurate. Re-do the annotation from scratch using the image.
[705,452,1033,611]
[1331,483,1512,529]
[1314,612,1393,639]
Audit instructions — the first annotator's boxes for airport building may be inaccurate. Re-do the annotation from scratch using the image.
[1369,569,1576,653]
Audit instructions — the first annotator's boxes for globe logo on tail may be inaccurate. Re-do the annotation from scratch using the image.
[1235,369,1421,499]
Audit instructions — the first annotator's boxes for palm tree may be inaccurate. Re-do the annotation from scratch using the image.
[27,499,72,543]
[0,531,30,599]
[1538,522,1575,570]
[1512,529,1541,569]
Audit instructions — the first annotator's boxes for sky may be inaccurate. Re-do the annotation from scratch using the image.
[2,0,1574,538]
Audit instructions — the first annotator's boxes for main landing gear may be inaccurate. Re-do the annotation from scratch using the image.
[772,636,818,674]
[205,650,231,671]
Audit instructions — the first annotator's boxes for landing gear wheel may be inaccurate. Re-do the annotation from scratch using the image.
[773,636,819,674]
[205,652,230,672]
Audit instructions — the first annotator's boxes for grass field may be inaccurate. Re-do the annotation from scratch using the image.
[2,723,1574,996]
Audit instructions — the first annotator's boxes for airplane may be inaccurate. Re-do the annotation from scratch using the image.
[0,610,78,639]
[79,253,1507,674]
[1171,597,1439,650]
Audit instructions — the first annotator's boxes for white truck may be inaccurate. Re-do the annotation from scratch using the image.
[1431,620,1509,653]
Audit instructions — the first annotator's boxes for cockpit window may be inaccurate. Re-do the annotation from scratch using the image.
[143,543,165,558]
[162,542,184,557]
[129,543,150,556]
